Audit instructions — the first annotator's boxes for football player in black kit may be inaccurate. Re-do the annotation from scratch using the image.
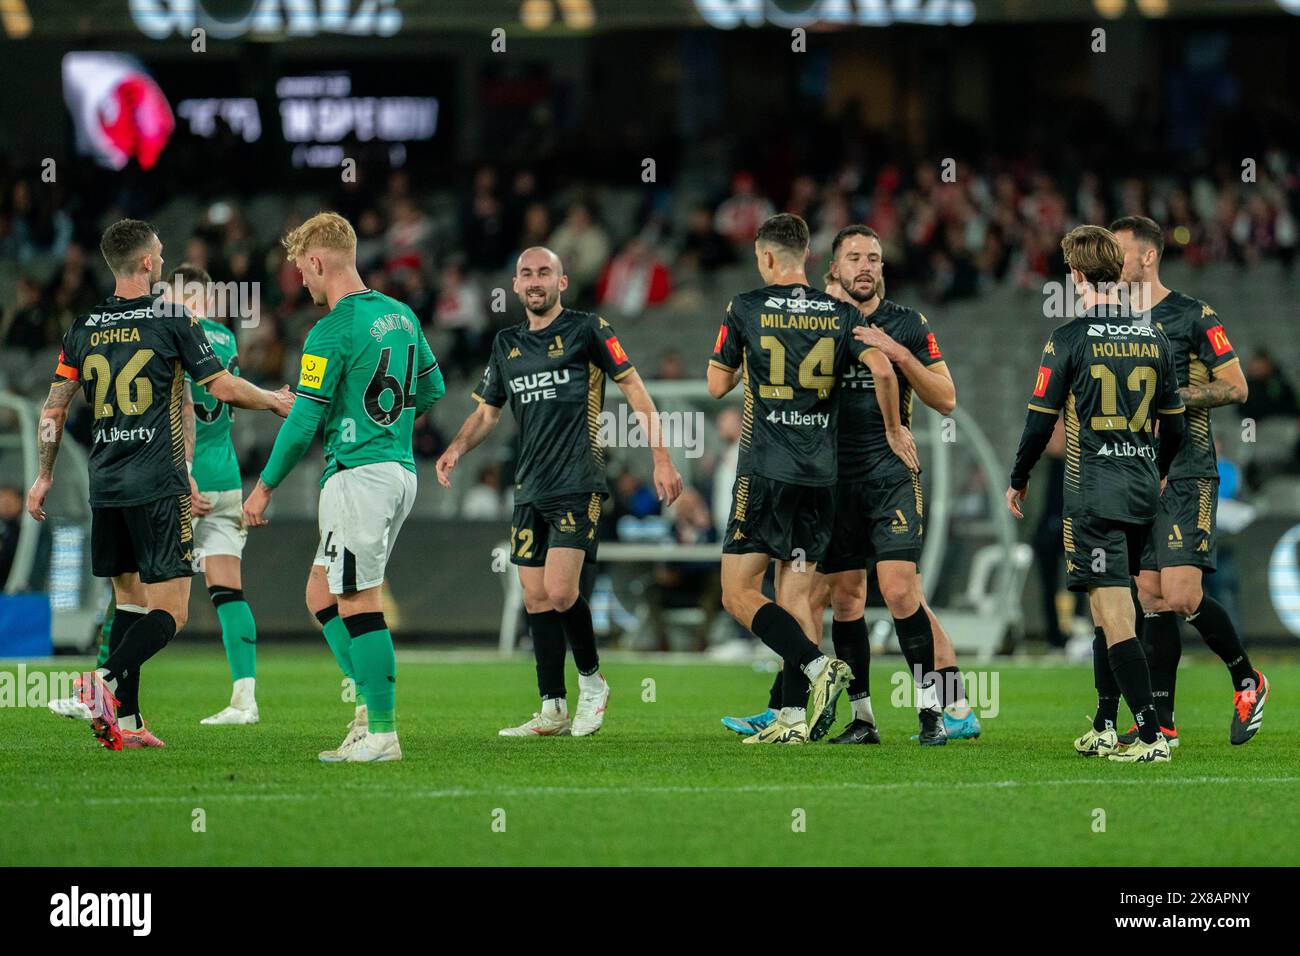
[1008,226,1186,763]
[1110,215,1267,748]
[34,219,292,750]
[709,213,918,745]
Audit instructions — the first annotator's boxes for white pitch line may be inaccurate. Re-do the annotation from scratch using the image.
[4,775,1298,809]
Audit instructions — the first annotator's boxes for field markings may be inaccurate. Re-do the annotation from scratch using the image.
[4,774,1298,809]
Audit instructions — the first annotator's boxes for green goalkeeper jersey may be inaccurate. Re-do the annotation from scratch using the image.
[291,288,438,486]
[189,318,242,493]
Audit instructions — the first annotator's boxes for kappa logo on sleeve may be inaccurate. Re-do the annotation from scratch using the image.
[606,335,629,366]
[1206,324,1232,357]
[1033,365,1052,397]
[299,353,328,389]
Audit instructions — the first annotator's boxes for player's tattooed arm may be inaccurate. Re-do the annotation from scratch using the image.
[27,378,80,520]
[616,369,684,505]
[436,401,503,488]
[1179,361,1248,408]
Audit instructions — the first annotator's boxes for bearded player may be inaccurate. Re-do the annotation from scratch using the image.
[437,246,682,738]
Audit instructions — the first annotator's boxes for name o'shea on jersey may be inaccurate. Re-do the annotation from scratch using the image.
[260,290,444,490]
[54,295,223,507]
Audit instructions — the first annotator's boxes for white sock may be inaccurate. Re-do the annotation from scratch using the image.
[119,714,142,732]
[918,681,941,711]
[851,695,875,723]
[801,655,829,681]
[779,706,806,724]
[354,704,368,725]
[578,671,605,694]
[542,697,569,720]
[232,677,256,708]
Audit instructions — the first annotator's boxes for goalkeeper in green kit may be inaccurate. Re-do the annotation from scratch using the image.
[244,212,445,763]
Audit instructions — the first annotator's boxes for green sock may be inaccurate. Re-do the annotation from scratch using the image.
[350,623,396,734]
[321,612,365,707]
[216,599,257,681]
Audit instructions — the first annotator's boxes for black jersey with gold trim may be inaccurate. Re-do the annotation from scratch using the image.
[709,283,868,487]
[1145,290,1238,481]
[1027,309,1184,523]
[54,294,224,508]
[838,299,947,483]
[473,308,634,505]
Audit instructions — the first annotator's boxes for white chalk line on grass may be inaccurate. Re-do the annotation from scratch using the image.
[4,775,1298,809]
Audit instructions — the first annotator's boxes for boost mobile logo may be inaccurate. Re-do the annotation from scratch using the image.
[1087,324,1156,337]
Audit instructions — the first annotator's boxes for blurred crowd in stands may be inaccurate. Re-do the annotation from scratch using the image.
[4,149,1298,372]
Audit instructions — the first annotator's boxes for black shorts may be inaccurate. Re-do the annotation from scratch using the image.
[821,473,926,574]
[509,493,602,567]
[1063,512,1148,592]
[91,495,195,584]
[1139,477,1218,574]
[722,475,833,564]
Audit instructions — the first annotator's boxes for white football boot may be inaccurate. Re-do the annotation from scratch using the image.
[571,674,610,737]
[319,706,369,762]
[202,678,259,725]
[499,698,571,737]
[342,731,402,763]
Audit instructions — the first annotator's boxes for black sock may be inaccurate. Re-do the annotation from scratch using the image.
[1107,637,1160,744]
[1141,611,1181,727]
[527,610,568,700]
[557,595,599,676]
[782,666,811,710]
[1092,627,1120,732]
[936,665,964,710]
[106,607,146,718]
[100,610,176,689]
[831,618,871,702]
[893,607,935,690]
[1186,595,1255,690]
[750,602,822,672]
[766,669,784,711]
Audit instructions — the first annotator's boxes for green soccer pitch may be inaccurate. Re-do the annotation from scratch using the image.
[2,647,1296,866]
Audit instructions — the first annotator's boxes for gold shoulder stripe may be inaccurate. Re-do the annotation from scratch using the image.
[193,369,225,387]
[1027,403,1059,415]
[1211,357,1240,372]
[1157,406,1184,415]
[709,359,737,373]
[612,365,636,382]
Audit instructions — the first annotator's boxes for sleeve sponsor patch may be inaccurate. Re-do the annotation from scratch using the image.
[606,335,629,366]
[926,332,942,359]
[298,353,329,389]
[1206,324,1232,356]
[1033,365,1051,397]
[713,324,728,354]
